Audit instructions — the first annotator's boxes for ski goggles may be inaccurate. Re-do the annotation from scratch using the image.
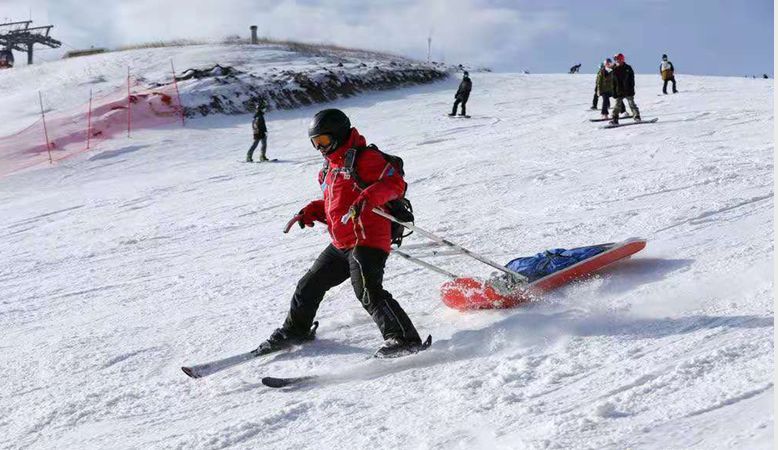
[310,134,334,151]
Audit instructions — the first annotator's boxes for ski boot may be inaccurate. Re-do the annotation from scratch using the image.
[633,115,642,122]
[374,335,432,358]
[259,155,270,162]
[256,322,318,354]
[246,156,254,163]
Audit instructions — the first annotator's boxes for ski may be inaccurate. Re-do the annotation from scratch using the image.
[261,375,318,388]
[182,322,318,378]
[260,335,433,389]
[182,346,283,379]
[447,114,471,118]
[375,334,433,359]
[601,118,659,129]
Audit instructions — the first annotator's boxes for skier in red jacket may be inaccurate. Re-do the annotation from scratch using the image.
[258,109,424,358]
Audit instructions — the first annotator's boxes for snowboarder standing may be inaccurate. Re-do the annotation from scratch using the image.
[449,71,472,117]
[590,69,599,111]
[609,53,641,125]
[596,58,614,119]
[246,101,268,162]
[258,109,425,358]
[660,54,678,94]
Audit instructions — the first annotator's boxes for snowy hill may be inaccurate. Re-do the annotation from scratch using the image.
[0,42,447,135]
[0,65,773,449]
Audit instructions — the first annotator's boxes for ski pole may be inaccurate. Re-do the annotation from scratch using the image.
[372,208,528,282]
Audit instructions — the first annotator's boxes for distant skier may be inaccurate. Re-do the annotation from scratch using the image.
[609,53,641,125]
[596,58,614,119]
[258,109,425,358]
[246,101,268,162]
[449,71,472,117]
[569,63,581,74]
[660,54,678,94]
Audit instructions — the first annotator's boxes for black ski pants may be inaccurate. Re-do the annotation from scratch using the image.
[600,94,611,116]
[592,88,599,109]
[451,98,467,116]
[282,244,421,343]
[663,77,677,94]
[247,133,267,161]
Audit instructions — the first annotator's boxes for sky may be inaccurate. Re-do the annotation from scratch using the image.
[0,0,773,76]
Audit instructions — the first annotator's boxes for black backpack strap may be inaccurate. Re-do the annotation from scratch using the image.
[342,144,413,247]
[343,145,373,190]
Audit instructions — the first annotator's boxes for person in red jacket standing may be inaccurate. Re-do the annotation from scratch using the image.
[257,109,425,358]
[609,53,641,125]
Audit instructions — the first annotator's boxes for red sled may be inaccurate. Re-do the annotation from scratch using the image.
[372,209,647,312]
[440,238,647,310]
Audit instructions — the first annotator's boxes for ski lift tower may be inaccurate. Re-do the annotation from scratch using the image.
[0,20,61,66]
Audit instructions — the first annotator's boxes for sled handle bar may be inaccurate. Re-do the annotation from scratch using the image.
[372,208,529,283]
[392,249,459,279]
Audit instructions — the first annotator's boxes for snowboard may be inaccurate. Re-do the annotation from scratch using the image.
[589,115,631,122]
[244,158,279,163]
[441,238,647,310]
[601,118,658,129]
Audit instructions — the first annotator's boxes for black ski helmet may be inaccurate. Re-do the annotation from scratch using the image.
[308,109,351,149]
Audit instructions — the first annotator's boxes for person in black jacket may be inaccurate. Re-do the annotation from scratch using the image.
[449,72,472,117]
[246,101,268,162]
[609,53,641,125]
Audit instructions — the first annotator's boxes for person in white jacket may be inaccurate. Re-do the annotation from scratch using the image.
[660,54,678,94]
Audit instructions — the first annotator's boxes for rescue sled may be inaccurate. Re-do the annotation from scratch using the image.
[440,239,646,310]
[372,209,646,311]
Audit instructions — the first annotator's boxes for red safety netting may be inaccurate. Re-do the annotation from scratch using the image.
[0,74,184,177]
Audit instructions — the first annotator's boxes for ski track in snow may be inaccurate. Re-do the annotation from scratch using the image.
[0,55,773,450]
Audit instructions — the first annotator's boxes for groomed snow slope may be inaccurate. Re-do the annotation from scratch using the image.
[0,71,773,449]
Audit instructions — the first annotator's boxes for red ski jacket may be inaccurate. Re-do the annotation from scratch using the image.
[303,128,405,253]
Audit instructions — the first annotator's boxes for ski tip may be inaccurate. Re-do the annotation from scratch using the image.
[261,376,291,388]
[422,334,433,349]
[262,375,315,388]
[182,366,200,379]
